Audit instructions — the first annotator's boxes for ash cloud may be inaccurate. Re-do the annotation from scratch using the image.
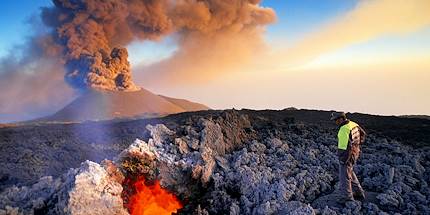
[42,0,276,90]
[137,0,277,85]
[0,0,275,122]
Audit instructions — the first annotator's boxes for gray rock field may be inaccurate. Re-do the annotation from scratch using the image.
[0,109,429,214]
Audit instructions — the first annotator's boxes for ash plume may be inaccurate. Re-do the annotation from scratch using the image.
[0,0,275,122]
[41,0,276,90]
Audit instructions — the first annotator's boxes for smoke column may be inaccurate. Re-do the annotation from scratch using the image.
[41,0,276,91]
[0,0,275,122]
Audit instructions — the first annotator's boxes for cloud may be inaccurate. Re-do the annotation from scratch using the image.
[42,0,276,90]
[134,27,270,86]
[0,0,276,122]
[278,0,430,68]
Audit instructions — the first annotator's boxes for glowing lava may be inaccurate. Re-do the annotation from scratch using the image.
[126,177,182,215]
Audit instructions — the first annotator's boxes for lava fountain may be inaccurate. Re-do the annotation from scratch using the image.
[124,177,182,215]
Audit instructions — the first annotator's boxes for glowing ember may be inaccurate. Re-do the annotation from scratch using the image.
[126,177,182,215]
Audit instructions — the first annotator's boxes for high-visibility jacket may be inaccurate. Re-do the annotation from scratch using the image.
[337,120,361,150]
[337,120,365,163]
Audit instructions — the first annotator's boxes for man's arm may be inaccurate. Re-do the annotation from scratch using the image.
[358,126,367,144]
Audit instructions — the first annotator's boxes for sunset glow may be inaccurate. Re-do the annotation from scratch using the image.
[0,0,429,122]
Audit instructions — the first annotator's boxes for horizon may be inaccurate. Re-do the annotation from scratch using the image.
[0,0,429,123]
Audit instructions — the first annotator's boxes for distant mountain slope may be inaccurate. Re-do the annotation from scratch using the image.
[159,95,209,112]
[39,88,209,122]
[399,115,430,120]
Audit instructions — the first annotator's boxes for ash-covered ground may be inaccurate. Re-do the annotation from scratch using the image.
[0,109,429,214]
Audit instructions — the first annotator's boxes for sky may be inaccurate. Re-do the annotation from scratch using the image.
[0,0,429,119]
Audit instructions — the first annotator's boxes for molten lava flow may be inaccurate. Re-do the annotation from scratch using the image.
[126,177,182,215]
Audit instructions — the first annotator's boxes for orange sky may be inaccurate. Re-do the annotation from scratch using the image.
[0,0,429,122]
[138,0,430,115]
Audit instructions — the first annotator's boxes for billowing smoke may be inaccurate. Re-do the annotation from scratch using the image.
[0,27,75,123]
[0,0,275,122]
[41,0,276,90]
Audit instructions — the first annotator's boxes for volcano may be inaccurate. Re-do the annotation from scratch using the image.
[39,87,209,122]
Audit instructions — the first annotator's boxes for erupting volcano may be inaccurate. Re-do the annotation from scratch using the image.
[39,88,210,122]
[24,0,276,122]
[1,0,430,214]
[124,177,182,215]
[40,0,275,91]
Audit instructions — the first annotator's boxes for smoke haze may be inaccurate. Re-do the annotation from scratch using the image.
[0,31,75,123]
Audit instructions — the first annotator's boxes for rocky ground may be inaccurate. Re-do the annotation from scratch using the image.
[0,109,429,214]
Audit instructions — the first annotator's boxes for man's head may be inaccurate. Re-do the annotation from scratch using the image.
[330,112,347,125]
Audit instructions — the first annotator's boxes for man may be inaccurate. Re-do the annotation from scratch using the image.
[330,112,366,202]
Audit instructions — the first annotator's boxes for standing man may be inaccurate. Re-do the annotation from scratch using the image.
[330,112,366,202]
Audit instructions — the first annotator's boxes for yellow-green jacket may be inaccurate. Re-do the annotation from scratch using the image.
[337,120,366,163]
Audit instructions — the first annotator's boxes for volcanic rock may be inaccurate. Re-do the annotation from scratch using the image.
[0,109,429,214]
[0,161,128,215]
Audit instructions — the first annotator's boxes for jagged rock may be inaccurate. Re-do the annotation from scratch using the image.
[146,124,175,147]
[249,140,267,153]
[0,161,127,215]
[188,138,200,151]
[229,202,240,215]
[199,119,226,155]
[193,205,209,215]
[4,206,19,215]
[192,165,203,180]
[342,200,361,214]
[280,201,315,215]
[312,193,344,209]
[320,206,337,215]
[376,193,400,207]
[54,161,128,215]
[387,167,395,184]
[115,139,158,179]
[1,110,429,214]
[0,176,63,214]
[200,147,216,185]
[362,202,382,215]
[214,156,230,171]
[175,138,190,155]
[267,137,284,149]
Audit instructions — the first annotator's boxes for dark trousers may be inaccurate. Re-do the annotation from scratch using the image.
[339,160,364,199]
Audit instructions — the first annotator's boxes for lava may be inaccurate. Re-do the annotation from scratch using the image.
[125,177,182,215]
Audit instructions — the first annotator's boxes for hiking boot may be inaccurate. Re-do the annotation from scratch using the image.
[353,192,366,201]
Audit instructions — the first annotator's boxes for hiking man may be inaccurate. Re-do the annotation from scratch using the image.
[330,112,366,202]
